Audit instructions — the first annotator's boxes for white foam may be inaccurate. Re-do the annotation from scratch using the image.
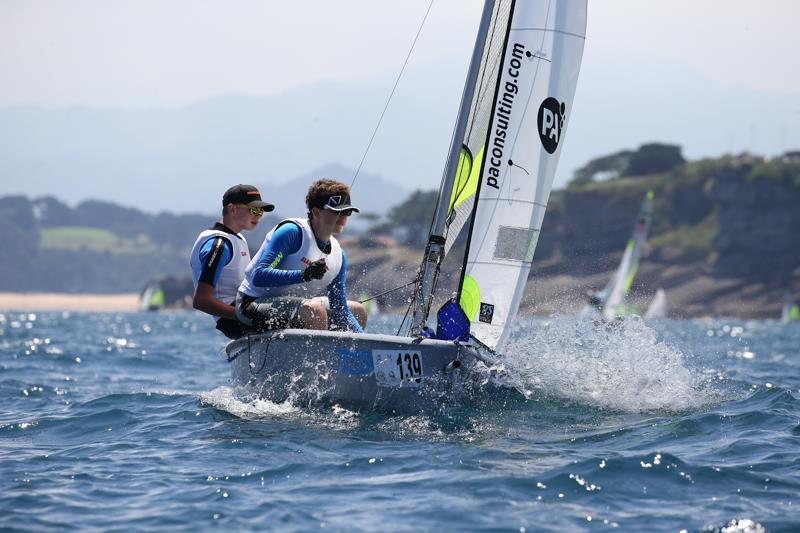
[493,315,705,412]
[199,386,363,429]
[199,386,300,418]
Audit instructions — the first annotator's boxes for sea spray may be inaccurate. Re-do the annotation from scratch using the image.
[493,315,705,412]
[199,386,367,431]
[200,386,300,418]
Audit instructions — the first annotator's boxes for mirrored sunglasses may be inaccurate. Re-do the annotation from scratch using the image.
[322,206,355,217]
[236,204,265,216]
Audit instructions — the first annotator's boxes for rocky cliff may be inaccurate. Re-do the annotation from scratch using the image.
[346,154,800,319]
[519,155,800,318]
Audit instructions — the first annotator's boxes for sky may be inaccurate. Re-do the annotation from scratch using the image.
[1,0,799,213]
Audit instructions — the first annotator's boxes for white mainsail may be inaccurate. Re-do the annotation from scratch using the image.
[644,288,667,320]
[601,190,654,321]
[452,0,587,351]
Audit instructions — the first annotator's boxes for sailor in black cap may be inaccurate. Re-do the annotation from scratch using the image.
[190,184,274,338]
[237,178,367,332]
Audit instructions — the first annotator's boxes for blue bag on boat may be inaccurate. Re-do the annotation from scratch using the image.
[435,300,471,342]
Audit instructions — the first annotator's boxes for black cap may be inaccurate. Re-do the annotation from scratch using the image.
[222,184,275,211]
[319,193,360,213]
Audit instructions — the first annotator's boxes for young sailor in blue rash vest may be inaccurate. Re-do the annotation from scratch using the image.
[236,179,367,332]
[190,184,274,339]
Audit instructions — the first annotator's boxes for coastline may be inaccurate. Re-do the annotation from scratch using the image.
[0,292,140,312]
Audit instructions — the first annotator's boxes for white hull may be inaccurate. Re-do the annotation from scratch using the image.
[225,329,484,413]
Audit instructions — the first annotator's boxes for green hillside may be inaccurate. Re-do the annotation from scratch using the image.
[40,227,158,255]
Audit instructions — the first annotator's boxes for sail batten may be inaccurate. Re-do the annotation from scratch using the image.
[514,27,587,39]
[469,260,535,267]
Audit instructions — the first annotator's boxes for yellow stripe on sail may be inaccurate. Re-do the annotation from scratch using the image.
[150,288,165,308]
[459,275,481,321]
[622,240,638,295]
[448,145,484,213]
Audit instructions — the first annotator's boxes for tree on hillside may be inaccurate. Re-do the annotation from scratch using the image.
[570,149,633,185]
[72,200,151,238]
[623,143,684,176]
[0,196,40,290]
[32,197,78,227]
[369,189,437,247]
[570,143,685,186]
[0,196,38,250]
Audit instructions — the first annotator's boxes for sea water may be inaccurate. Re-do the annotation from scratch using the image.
[1,311,798,532]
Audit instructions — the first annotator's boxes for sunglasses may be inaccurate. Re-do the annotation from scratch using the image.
[236,204,266,216]
[324,208,354,217]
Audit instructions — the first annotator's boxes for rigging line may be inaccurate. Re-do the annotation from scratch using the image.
[359,279,416,304]
[406,267,422,321]
[350,0,435,189]
[397,292,414,336]
[400,269,424,335]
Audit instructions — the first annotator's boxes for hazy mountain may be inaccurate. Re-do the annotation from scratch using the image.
[2,68,798,217]
[0,78,459,215]
[261,163,410,225]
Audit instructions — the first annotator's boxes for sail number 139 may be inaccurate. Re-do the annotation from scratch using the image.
[372,350,424,388]
[396,352,422,383]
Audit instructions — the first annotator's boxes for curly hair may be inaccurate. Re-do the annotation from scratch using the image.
[305,179,351,219]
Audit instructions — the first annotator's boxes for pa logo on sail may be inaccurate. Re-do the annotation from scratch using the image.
[538,97,566,154]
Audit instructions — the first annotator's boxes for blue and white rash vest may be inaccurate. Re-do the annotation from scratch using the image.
[239,218,362,332]
[240,218,342,299]
[190,223,250,316]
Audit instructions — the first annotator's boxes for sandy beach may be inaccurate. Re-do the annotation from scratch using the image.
[0,292,140,312]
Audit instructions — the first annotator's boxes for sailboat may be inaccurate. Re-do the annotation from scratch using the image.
[644,288,667,320]
[782,292,799,323]
[224,0,587,411]
[359,292,380,316]
[581,190,654,321]
[139,283,166,311]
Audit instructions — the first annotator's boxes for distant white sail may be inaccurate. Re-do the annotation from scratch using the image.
[601,190,654,321]
[644,288,667,320]
[453,0,587,351]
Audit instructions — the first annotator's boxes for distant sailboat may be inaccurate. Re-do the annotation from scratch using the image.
[581,190,654,321]
[782,292,799,323]
[359,292,380,316]
[644,288,667,320]
[139,284,165,311]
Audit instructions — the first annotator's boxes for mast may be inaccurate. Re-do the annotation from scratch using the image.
[409,0,495,335]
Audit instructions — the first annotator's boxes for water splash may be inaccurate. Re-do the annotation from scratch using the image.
[199,386,364,431]
[198,386,483,439]
[493,315,707,412]
[200,386,301,418]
